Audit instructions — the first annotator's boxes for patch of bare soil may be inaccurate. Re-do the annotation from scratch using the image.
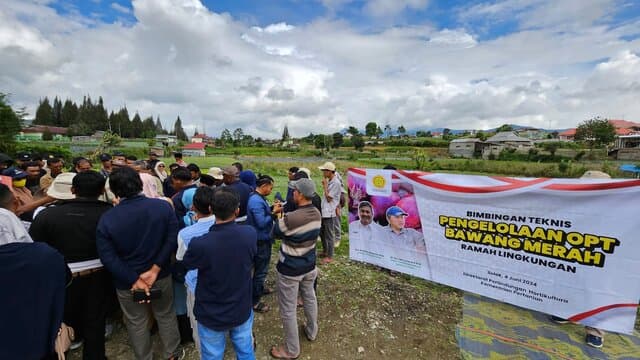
[69,242,462,359]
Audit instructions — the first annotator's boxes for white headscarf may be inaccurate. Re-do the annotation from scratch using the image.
[154,161,168,182]
[0,208,33,246]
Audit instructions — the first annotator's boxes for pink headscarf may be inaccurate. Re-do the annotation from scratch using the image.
[139,173,160,198]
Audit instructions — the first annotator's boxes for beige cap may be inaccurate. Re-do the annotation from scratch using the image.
[208,167,224,180]
[318,161,336,172]
[47,172,76,200]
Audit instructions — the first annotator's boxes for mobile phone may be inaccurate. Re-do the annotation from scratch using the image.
[132,287,162,302]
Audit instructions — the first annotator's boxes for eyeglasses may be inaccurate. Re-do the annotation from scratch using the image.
[158,165,165,167]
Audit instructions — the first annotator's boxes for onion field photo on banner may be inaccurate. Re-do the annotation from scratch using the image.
[348,169,431,279]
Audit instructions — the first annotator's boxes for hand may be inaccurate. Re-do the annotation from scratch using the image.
[272,202,283,214]
[322,178,328,187]
[131,278,150,303]
[139,265,161,287]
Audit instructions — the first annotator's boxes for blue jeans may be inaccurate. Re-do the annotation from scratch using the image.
[252,241,272,305]
[198,311,255,360]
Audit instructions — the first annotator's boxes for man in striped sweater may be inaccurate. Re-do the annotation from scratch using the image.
[270,178,322,359]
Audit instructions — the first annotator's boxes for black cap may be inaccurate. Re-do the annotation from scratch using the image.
[99,153,112,162]
[112,150,124,156]
[16,152,31,161]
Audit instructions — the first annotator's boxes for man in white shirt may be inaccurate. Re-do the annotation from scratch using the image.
[348,201,382,247]
[318,162,342,264]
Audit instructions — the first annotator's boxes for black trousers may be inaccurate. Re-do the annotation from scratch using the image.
[64,269,110,360]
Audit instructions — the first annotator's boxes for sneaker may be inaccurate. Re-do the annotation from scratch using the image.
[69,339,84,350]
[334,240,341,248]
[586,334,603,348]
[550,315,569,324]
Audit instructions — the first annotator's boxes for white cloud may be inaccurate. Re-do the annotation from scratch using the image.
[364,0,429,17]
[0,0,639,139]
[110,3,131,14]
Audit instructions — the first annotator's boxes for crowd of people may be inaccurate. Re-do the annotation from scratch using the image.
[0,150,345,359]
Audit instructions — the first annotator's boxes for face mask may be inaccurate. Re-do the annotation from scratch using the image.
[12,179,26,188]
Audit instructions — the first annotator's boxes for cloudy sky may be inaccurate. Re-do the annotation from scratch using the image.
[1,0,639,138]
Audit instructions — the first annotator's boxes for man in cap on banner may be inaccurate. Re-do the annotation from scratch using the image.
[382,206,425,252]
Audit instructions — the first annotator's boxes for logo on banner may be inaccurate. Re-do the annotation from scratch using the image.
[366,170,392,196]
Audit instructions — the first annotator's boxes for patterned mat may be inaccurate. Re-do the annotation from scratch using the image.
[457,293,640,360]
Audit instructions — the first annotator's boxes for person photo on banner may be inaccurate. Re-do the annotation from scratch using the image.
[349,201,382,246]
[380,206,426,253]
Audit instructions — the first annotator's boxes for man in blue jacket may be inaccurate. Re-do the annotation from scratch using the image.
[96,167,182,360]
[183,187,257,359]
[247,174,282,313]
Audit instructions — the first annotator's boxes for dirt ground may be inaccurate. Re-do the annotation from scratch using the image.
[68,240,462,360]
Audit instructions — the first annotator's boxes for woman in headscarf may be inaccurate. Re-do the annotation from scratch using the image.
[154,161,168,182]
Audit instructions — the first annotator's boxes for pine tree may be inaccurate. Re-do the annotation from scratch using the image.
[60,99,78,127]
[155,116,165,134]
[142,116,156,138]
[282,125,290,141]
[0,93,22,153]
[173,116,188,141]
[34,97,55,125]
[131,113,143,138]
[52,97,62,126]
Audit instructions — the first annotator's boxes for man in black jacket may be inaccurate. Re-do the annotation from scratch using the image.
[30,171,113,359]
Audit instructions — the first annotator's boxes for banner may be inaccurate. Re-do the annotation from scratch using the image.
[347,168,640,334]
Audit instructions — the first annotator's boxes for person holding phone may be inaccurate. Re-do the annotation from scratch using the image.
[96,167,182,360]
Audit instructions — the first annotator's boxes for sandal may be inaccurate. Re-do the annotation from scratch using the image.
[253,302,270,313]
[270,345,299,359]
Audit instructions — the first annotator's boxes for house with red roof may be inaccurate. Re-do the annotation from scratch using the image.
[182,142,206,157]
[558,128,576,141]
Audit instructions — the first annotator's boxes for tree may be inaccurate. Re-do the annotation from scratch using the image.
[155,116,166,134]
[141,116,156,138]
[347,126,360,136]
[365,122,379,137]
[416,130,431,137]
[42,127,53,141]
[332,132,343,148]
[575,117,615,148]
[442,128,451,137]
[220,128,232,146]
[131,113,143,138]
[352,134,365,151]
[397,125,406,136]
[476,130,487,141]
[173,116,188,141]
[60,99,78,127]
[34,97,55,125]
[0,93,23,153]
[282,125,290,141]
[497,124,513,132]
[314,134,332,150]
[52,97,62,126]
[384,124,392,138]
[233,128,244,146]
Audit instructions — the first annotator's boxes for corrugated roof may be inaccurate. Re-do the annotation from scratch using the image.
[486,131,532,143]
